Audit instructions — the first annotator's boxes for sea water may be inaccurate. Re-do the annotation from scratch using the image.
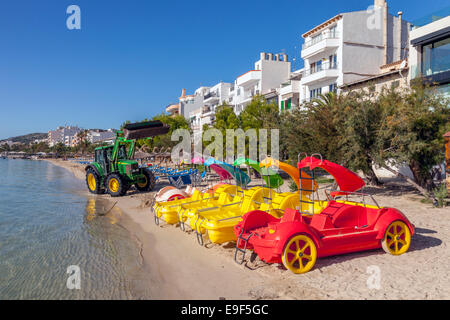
[0,159,145,299]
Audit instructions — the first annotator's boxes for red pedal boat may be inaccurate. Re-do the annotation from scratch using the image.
[234,155,415,274]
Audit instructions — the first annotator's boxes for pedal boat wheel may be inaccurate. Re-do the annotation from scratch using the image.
[282,234,317,274]
[382,221,411,256]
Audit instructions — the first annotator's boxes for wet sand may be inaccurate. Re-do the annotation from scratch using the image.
[46,159,450,300]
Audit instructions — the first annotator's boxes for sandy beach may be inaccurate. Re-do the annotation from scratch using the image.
[46,159,450,300]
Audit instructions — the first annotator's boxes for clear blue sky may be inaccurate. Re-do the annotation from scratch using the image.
[0,0,448,139]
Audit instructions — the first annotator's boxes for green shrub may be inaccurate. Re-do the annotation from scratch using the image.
[434,183,448,208]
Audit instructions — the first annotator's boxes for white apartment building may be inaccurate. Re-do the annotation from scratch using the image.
[87,129,116,145]
[189,108,203,144]
[300,0,410,101]
[409,11,450,97]
[278,68,304,111]
[232,52,291,114]
[179,87,210,119]
[187,82,232,142]
[48,126,82,147]
[202,82,232,127]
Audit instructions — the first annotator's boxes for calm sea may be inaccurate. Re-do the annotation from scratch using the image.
[0,159,145,299]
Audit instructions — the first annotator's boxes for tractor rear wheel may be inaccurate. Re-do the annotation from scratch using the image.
[106,174,126,197]
[136,169,156,192]
[86,168,102,194]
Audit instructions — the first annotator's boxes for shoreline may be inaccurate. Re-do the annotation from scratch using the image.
[45,158,450,300]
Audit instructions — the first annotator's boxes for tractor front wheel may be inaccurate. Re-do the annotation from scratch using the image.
[86,168,102,194]
[136,169,156,192]
[106,174,126,197]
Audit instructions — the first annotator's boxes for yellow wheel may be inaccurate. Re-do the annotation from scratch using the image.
[85,168,102,194]
[282,234,317,274]
[137,175,148,189]
[108,178,120,193]
[382,221,411,255]
[135,170,155,192]
[87,173,97,191]
[106,174,125,197]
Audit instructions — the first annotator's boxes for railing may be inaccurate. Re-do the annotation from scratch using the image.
[203,92,217,100]
[302,31,340,50]
[324,189,381,209]
[303,61,338,77]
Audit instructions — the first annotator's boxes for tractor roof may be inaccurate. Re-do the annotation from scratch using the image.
[123,121,170,140]
[94,145,114,150]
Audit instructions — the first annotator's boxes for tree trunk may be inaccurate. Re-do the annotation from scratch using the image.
[381,164,437,201]
[365,166,383,186]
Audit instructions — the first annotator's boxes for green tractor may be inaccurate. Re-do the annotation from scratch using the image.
[85,121,170,197]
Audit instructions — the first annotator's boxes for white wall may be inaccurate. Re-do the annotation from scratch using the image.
[260,59,291,94]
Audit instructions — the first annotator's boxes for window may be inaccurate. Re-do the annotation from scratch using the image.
[310,88,322,99]
[329,83,337,92]
[118,145,128,160]
[329,54,337,68]
[95,149,104,163]
[421,37,450,76]
[329,26,337,38]
[280,101,284,111]
[317,60,322,72]
[311,33,322,46]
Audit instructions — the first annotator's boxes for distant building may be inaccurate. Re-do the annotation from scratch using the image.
[232,52,291,114]
[278,69,303,111]
[189,108,203,144]
[87,129,116,145]
[48,126,82,147]
[202,82,232,127]
[179,87,210,119]
[302,0,410,99]
[165,103,180,117]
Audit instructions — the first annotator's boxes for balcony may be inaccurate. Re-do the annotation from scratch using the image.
[280,80,300,96]
[301,31,340,59]
[240,89,260,104]
[201,106,214,118]
[301,62,339,85]
[203,92,219,105]
[236,70,261,87]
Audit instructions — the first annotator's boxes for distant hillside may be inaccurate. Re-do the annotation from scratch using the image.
[1,133,48,144]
